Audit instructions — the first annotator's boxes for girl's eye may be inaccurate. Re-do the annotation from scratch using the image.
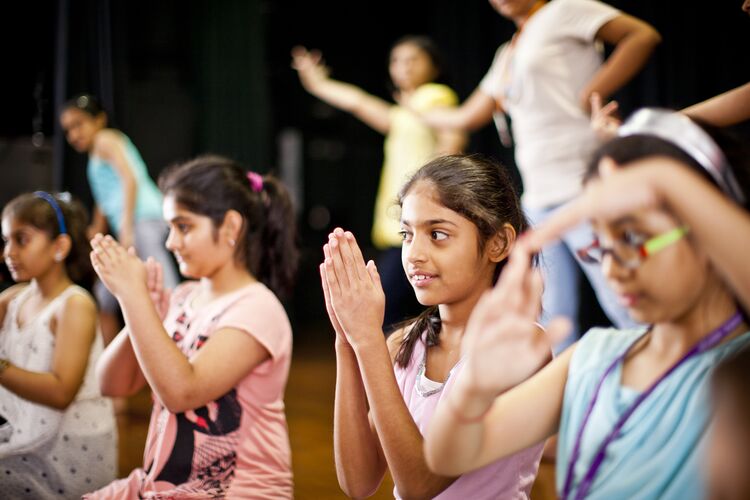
[176,224,190,234]
[431,230,448,241]
[398,230,412,242]
[622,230,647,247]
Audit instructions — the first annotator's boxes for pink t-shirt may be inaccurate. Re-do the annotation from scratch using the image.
[85,281,293,499]
[394,334,543,499]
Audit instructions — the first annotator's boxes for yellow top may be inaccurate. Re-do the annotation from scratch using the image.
[372,83,459,248]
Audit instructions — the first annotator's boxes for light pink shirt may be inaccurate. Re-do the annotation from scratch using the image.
[394,335,543,499]
[85,281,293,499]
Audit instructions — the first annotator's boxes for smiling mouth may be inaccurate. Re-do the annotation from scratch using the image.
[410,274,437,287]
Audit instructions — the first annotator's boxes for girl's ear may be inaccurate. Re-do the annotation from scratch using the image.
[53,234,72,262]
[487,223,517,263]
[95,112,108,129]
[220,209,244,246]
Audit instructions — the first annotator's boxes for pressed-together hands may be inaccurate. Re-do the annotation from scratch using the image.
[90,234,171,317]
[320,228,385,348]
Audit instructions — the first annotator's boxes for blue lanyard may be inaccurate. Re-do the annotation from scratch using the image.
[561,312,743,500]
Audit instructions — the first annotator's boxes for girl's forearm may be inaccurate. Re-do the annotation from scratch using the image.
[353,333,456,499]
[96,327,144,397]
[0,365,80,410]
[333,341,386,498]
[424,375,494,476]
[653,165,750,310]
[117,289,196,411]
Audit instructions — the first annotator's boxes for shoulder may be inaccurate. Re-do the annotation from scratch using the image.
[413,83,459,108]
[0,283,29,307]
[92,129,127,158]
[543,0,620,34]
[386,322,420,363]
[58,287,97,318]
[570,326,644,371]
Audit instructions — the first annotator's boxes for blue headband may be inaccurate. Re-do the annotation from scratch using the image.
[33,191,68,235]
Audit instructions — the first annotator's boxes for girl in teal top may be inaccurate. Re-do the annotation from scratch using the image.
[60,94,178,342]
[422,108,750,500]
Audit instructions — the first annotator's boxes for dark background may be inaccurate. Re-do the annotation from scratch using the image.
[2,0,749,337]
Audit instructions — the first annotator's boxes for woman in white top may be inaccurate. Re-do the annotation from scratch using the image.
[420,0,661,349]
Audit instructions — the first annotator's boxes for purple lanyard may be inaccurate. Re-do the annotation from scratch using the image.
[561,312,743,500]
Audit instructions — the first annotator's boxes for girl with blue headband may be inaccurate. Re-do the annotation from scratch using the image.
[0,192,116,497]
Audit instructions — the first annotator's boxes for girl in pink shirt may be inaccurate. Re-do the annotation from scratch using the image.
[320,154,546,499]
[85,155,297,499]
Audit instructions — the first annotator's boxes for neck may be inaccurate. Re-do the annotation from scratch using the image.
[513,0,546,28]
[650,284,745,354]
[201,261,257,299]
[437,272,494,346]
[33,266,72,300]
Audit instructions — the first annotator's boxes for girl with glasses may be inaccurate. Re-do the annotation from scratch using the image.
[424,109,750,499]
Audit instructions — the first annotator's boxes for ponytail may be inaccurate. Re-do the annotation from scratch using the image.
[248,175,298,297]
[159,155,298,297]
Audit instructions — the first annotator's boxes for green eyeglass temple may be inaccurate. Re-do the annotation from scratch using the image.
[642,226,690,257]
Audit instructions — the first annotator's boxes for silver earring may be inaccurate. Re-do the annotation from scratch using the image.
[228,239,236,247]
[54,253,63,262]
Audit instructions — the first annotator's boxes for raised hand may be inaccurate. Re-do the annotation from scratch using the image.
[590,92,621,141]
[90,233,147,300]
[321,228,385,348]
[290,46,330,88]
[146,257,171,321]
[523,157,662,253]
[460,244,570,402]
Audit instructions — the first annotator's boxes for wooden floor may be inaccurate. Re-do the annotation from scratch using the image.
[117,342,556,499]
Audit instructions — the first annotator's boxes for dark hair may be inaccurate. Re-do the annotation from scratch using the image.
[2,192,94,290]
[387,35,448,93]
[158,155,298,297]
[63,93,106,118]
[391,35,444,79]
[393,154,529,367]
[586,119,750,212]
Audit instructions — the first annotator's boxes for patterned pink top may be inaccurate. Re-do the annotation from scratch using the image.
[393,334,544,499]
[85,281,293,499]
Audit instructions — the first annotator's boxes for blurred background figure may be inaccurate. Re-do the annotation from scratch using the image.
[292,36,465,333]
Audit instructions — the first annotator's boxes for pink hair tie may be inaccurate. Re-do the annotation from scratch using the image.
[247,171,263,193]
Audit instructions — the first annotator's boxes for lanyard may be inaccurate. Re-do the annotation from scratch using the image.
[562,312,744,500]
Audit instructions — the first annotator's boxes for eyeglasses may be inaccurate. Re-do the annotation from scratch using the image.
[576,226,689,269]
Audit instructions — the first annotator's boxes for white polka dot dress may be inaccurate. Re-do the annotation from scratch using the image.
[0,284,117,499]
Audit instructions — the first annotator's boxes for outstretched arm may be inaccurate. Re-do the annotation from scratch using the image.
[421,89,496,132]
[580,14,661,112]
[323,228,458,498]
[683,82,750,127]
[291,46,392,134]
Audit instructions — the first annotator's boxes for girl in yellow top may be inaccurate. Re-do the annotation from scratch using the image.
[292,36,466,331]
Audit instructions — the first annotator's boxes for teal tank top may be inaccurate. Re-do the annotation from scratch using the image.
[557,326,750,500]
[86,133,164,235]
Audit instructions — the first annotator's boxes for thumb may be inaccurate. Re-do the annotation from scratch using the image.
[366,260,381,287]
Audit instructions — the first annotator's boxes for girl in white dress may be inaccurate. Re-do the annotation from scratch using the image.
[0,192,116,499]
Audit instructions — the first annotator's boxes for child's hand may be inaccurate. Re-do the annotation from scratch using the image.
[146,257,171,321]
[590,92,621,141]
[291,46,330,87]
[90,234,147,300]
[320,257,348,346]
[321,228,385,348]
[460,244,570,401]
[523,158,662,252]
